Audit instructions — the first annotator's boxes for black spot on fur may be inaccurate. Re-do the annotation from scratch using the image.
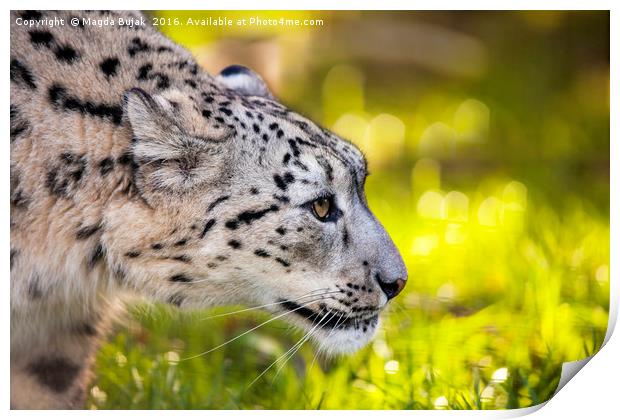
[172,255,191,263]
[170,274,192,283]
[254,249,270,258]
[98,157,115,176]
[10,105,30,141]
[283,172,295,183]
[127,37,150,57]
[292,160,309,172]
[137,63,151,79]
[21,10,42,20]
[45,153,87,198]
[185,79,197,88]
[342,227,350,248]
[250,187,259,195]
[225,220,239,230]
[48,84,123,125]
[151,243,163,250]
[54,45,79,63]
[200,219,216,239]
[273,194,290,203]
[88,244,106,270]
[296,138,318,148]
[117,151,134,166]
[273,174,286,190]
[274,172,295,191]
[76,224,101,240]
[100,57,120,77]
[29,30,54,47]
[11,189,30,210]
[10,122,29,140]
[10,249,18,270]
[288,138,301,157]
[136,63,169,90]
[174,238,188,247]
[157,45,174,53]
[282,153,291,165]
[226,204,279,230]
[207,195,230,212]
[125,251,141,258]
[202,109,212,118]
[27,358,80,393]
[317,156,334,182]
[228,239,241,249]
[275,257,291,267]
[10,59,37,89]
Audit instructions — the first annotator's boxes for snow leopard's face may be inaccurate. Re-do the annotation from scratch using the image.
[107,66,407,354]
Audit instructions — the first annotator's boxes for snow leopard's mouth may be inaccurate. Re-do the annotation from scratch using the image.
[279,299,379,331]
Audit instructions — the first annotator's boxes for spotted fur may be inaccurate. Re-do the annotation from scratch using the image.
[10,10,407,409]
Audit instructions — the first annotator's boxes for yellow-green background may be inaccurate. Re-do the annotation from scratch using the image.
[89,11,610,409]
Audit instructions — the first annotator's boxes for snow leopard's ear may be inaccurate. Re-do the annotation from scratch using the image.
[122,88,232,196]
[123,87,179,144]
[216,65,274,99]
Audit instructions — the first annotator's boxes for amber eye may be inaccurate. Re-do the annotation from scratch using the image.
[312,197,332,220]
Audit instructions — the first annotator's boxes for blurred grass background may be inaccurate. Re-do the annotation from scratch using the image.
[88,11,610,409]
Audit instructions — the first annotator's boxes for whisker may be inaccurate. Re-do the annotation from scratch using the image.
[197,289,340,321]
[180,298,328,361]
[308,312,345,372]
[247,310,334,389]
[273,311,339,382]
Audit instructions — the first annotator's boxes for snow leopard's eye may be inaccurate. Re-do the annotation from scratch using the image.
[312,196,333,221]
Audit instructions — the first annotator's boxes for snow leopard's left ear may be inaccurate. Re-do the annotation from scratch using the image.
[216,65,274,99]
[122,88,232,196]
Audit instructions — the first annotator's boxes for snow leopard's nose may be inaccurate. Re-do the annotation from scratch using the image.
[375,273,407,300]
[370,225,408,300]
[355,205,408,300]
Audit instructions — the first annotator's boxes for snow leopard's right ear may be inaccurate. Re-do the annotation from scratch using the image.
[216,65,274,99]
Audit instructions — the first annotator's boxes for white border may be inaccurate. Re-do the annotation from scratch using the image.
[3,2,616,419]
